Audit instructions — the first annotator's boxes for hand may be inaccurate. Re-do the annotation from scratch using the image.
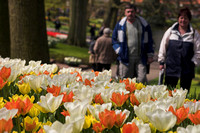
[147,57,154,64]
[159,65,164,70]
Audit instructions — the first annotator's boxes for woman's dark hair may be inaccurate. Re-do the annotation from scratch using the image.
[125,3,136,11]
[178,7,192,21]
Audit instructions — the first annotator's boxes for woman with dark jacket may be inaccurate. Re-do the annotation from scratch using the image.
[158,7,200,91]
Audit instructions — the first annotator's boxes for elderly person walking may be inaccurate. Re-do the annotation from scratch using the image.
[93,28,117,72]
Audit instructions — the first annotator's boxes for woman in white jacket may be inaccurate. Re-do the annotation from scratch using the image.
[158,7,200,91]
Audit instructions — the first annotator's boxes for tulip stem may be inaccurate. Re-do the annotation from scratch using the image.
[17,116,21,133]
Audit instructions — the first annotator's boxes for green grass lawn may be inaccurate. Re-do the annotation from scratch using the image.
[49,43,89,64]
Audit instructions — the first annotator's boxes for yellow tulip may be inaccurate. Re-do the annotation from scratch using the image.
[29,104,40,117]
[16,82,31,94]
[41,121,52,127]
[83,114,99,129]
[8,94,34,103]
[136,83,146,90]
[23,116,41,132]
[0,97,5,109]
[83,115,92,129]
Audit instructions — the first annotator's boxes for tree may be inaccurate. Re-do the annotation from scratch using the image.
[67,0,88,47]
[0,1,10,58]
[103,0,121,30]
[8,0,49,63]
[142,0,165,27]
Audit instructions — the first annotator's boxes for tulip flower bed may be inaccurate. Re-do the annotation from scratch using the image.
[64,57,82,66]
[47,31,68,48]
[47,31,68,40]
[0,57,200,133]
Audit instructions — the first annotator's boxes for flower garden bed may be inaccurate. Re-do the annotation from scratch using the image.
[47,31,68,48]
[0,57,200,133]
[64,57,82,66]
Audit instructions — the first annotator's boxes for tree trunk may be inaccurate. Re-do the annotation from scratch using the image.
[103,0,120,30]
[8,0,49,63]
[67,0,88,47]
[176,0,180,11]
[0,1,10,58]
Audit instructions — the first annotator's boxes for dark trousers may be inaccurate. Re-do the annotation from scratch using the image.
[96,63,111,72]
[91,63,97,71]
[165,75,192,92]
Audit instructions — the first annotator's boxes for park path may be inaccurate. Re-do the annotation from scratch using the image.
[48,27,161,82]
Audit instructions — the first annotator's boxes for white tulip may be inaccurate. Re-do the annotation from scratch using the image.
[37,93,63,113]
[0,107,18,120]
[172,88,188,97]
[154,100,176,111]
[59,67,82,74]
[146,85,169,99]
[65,115,85,133]
[80,71,95,82]
[64,99,90,117]
[173,95,186,109]
[73,85,94,101]
[94,70,112,82]
[131,119,151,133]
[100,88,114,103]
[39,63,58,74]
[184,101,200,114]
[146,109,177,132]
[177,124,200,133]
[48,73,77,87]
[22,74,45,91]
[134,101,156,123]
[44,121,73,133]
[134,88,151,103]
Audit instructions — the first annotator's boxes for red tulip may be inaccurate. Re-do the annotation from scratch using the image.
[47,85,61,96]
[188,110,200,125]
[130,93,140,106]
[5,98,33,116]
[94,93,104,104]
[122,122,139,133]
[0,118,13,133]
[168,106,189,125]
[99,109,116,129]
[110,92,129,107]
[61,91,74,103]
[115,112,126,127]
[92,122,105,133]
[0,66,11,81]
[0,77,7,90]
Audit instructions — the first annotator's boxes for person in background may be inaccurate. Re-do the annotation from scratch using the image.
[54,18,61,32]
[94,28,117,72]
[98,23,105,37]
[158,7,200,91]
[112,3,154,84]
[90,24,96,40]
[88,37,98,71]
